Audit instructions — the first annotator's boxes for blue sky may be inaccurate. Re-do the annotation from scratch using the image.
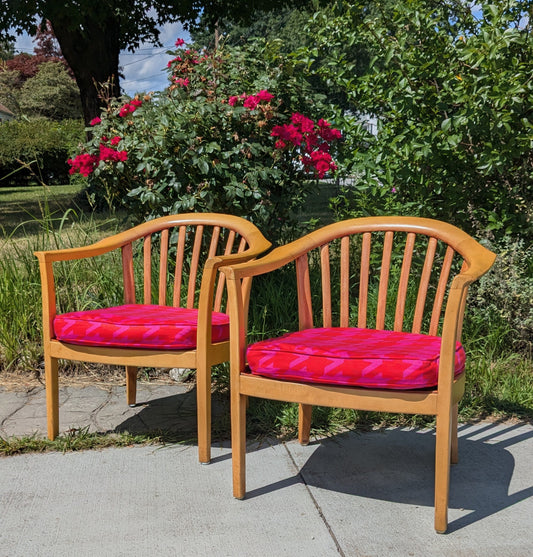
[14,21,189,97]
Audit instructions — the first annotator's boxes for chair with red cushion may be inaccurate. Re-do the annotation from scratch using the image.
[221,216,495,532]
[35,213,270,463]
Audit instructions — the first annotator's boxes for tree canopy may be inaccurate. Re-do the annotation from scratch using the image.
[1,0,312,124]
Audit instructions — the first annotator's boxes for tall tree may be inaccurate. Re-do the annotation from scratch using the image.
[1,0,312,125]
[18,61,81,120]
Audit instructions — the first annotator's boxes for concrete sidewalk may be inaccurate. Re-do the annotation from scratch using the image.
[1,382,532,556]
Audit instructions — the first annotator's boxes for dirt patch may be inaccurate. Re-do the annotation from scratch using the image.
[0,364,178,391]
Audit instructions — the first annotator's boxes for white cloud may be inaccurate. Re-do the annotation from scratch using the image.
[121,21,190,96]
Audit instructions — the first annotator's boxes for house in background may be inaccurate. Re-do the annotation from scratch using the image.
[0,103,15,122]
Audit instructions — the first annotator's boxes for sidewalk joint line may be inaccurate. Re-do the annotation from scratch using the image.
[282,441,346,557]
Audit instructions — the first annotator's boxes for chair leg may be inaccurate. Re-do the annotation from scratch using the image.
[451,403,459,465]
[298,403,312,445]
[232,392,247,499]
[125,366,138,406]
[45,355,59,440]
[196,361,211,464]
[434,410,452,534]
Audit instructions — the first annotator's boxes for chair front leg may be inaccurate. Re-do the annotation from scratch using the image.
[196,360,211,464]
[125,366,138,407]
[298,403,312,445]
[45,355,59,440]
[232,391,247,499]
[434,410,453,533]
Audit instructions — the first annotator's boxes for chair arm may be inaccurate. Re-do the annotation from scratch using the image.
[34,232,138,264]
[219,240,306,281]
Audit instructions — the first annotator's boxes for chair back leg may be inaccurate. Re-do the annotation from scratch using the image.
[125,366,138,406]
[298,403,312,445]
[451,403,459,464]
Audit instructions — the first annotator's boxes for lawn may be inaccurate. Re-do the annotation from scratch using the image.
[1,184,87,238]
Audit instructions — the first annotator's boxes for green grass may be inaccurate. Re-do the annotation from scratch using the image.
[0,184,86,238]
[0,428,164,457]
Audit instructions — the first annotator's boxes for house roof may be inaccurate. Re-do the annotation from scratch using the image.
[0,103,14,116]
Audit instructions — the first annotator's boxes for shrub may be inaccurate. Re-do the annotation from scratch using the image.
[0,118,84,186]
[72,40,341,243]
[465,236,533,356]
[306,0,533,241]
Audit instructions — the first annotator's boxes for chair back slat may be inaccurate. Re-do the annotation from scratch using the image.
[213,230,237,312]
[376,231,394,330]
[321,244,332,328]
[394,232,416,332]
[172,226,187,307]
[208,226,221,258]
[143,235,152,304]
[358,232,372,328]
[340,236,350,327]
[296,254,314,329]
[412,236,438,333]
[121,243,136,304]
[456,260,470,340]
[429,245,455,335]
[158,229,170,305]
[187,225,204,308]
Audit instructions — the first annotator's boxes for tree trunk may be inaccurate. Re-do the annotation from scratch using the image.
[51,15,121,126]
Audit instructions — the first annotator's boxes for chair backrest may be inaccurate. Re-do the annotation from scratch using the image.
[116,214,269,312]
[259,217,495,340]
[38,213,270,322]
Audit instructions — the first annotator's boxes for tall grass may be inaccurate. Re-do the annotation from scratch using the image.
[0,201,123,371]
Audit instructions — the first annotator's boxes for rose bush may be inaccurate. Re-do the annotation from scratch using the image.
[70,39,341,243]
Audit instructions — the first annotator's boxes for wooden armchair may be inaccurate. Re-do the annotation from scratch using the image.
[221,216,496,532]
[35,213,270,463]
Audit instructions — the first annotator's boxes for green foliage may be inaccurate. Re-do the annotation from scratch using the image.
[0,118,84,185]
[0,38,14,60]
[306,0,533,240]
[18,61,82,120]
[0,70,21,114]
[466,236,533,356]
[76,40,340,243]
[191,7,316,53]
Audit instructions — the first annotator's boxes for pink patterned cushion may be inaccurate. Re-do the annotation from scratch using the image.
[247,327,465,390]
[53,304,229,349]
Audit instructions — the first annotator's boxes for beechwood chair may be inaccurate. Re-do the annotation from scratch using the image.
[221,216,496,532]
[35,213,270,463]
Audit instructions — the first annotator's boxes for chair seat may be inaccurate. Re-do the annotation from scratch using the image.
[247,327,465,389]
[53,304,230,349]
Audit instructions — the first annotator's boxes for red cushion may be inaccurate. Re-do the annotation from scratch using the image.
[53,304,229,349]
[246,327,465,390]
